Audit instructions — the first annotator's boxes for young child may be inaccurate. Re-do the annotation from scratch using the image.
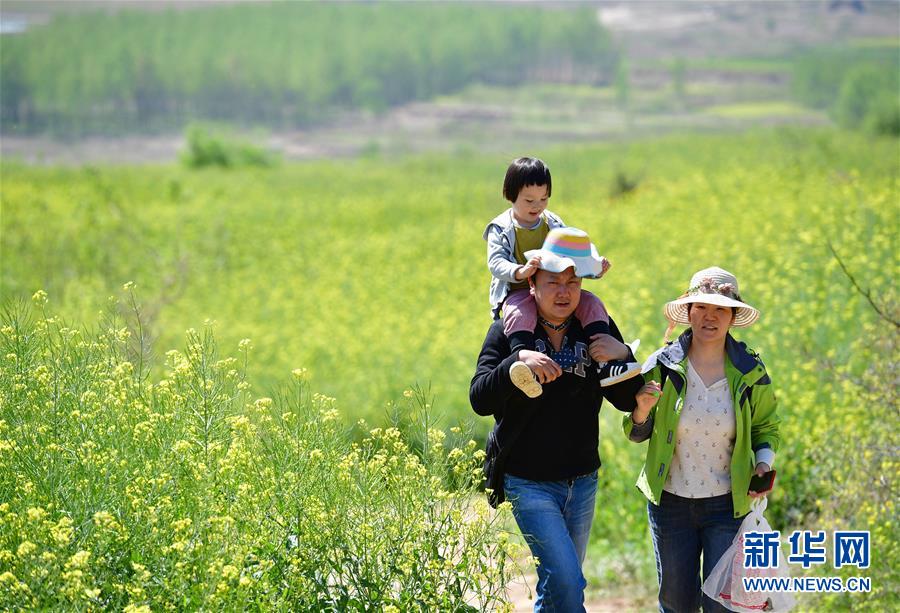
[483,157,640,397]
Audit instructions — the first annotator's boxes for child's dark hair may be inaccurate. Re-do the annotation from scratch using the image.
[503,157,552,202]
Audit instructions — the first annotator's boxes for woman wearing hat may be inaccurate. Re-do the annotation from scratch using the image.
[624,267,781,613]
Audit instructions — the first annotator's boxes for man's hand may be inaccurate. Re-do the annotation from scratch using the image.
[588,333,630,363]
[518,349,563,384]
[514,256,542,281]
[748,462,773,498]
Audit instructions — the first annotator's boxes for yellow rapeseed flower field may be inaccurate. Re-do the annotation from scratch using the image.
[1,127,897,607]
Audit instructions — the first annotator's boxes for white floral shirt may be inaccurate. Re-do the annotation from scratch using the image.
[663,359,736,498]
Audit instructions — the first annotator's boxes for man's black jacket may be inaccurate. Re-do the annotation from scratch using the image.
[470,317,641,481]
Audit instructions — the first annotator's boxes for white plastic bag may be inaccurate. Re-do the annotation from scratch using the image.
[702,498,796,612]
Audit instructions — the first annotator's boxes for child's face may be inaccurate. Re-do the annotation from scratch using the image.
[511,184,549,226]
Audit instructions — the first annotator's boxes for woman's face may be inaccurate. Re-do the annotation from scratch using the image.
[688,302,735,344]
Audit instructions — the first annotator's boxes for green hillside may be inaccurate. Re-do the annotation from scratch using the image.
[0,2,617,135]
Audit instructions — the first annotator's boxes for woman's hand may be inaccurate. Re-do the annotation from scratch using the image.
[635,381,661,411]
[588,334,630,363]
[514,256,542,281]
[518,349,563,384]
[748,462,773,498]
[632,380,661,424]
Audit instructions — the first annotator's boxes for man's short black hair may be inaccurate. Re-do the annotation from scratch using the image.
[503,157,552,202]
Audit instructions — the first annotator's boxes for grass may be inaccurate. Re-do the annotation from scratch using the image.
[848,36,900,49]
[703,101,819,118]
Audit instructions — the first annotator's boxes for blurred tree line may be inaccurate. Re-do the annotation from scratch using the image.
[0,2,618,136]
[792,44,899,136]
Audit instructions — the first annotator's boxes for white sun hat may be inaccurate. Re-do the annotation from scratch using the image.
[664,266,759,328]
[523,227,606,278]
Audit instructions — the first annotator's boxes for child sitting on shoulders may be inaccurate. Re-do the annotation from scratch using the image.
[483,157,640,397]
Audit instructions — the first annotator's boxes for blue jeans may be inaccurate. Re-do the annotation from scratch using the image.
[647,491,745,613]
[504,471,597,613]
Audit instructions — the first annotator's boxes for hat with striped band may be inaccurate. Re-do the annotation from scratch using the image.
[524,227,605,279]
[664,266,759,328]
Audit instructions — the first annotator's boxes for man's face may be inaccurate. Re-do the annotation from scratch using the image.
[531,267,581,323]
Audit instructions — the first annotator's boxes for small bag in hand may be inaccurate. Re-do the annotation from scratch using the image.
[482,428,505,508]
[702,497,796,612]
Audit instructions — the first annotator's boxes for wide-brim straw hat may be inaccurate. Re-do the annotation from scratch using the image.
[664,266,759,327]
[524,227,605,278]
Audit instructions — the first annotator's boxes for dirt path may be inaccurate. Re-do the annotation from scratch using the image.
[505,574,653,612]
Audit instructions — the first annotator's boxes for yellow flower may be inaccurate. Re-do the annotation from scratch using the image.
[17,541,36,558]
[427,428,446,447]
[122,281,136,291]
[171,517,192,533]
[131,562,150,582]
[27,507,47,523]
[221,565,239,581]
[229,415,250,431]
[68,550,91,568]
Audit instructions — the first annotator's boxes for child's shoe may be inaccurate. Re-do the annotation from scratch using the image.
[598,360,642,387]
[626,338,641,355]
[509,361,542,398]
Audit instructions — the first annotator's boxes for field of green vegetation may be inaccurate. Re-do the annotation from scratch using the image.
[2,127,897,608]
[0,2,616,135]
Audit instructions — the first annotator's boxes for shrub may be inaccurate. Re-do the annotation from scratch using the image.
[792,46,899,136]
[805,321,899,609]
[0,291,523,610]
[181,124,277,169]
[609,169,642,198]
[863,93,900,137]
[832,65,886,130]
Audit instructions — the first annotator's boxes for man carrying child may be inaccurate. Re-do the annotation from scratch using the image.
[470,228,643,611]
[482,157,640,396]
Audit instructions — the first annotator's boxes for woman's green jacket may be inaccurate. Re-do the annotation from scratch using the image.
[623,330,781,518]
